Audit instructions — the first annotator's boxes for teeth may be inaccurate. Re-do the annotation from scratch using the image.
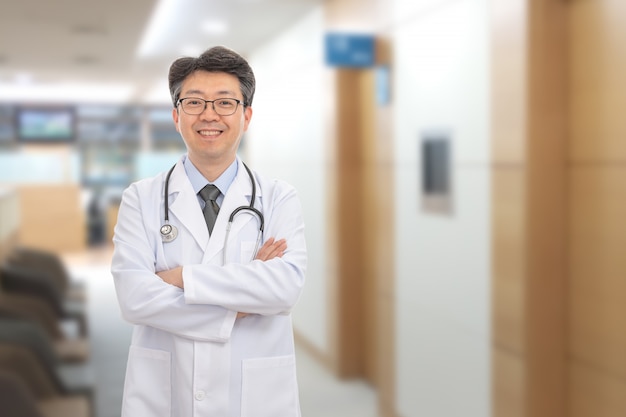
[198,130,221,136]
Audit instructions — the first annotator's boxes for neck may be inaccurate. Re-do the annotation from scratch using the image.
[188,154,235,182]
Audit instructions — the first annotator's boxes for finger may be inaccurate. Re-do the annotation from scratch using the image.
[263,239,287,259]
[255,238,287,261]
[257,237,274,257]
[271,239,287,255]
[255,238,275,260]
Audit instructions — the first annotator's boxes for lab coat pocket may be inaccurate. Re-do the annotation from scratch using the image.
[241,355,299,417]
[122,346,172,417]
[240,240,256,264]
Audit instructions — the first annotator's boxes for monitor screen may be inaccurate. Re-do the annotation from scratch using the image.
[17,106,75,143]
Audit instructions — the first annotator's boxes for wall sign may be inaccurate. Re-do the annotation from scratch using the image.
[325,33,375,68]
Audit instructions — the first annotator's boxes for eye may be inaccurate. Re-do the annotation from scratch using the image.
[216,99,235,108]
[186,99,204,106]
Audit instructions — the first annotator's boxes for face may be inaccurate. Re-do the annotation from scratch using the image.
[172,70,252,173]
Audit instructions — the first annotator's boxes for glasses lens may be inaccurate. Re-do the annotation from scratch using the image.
[181,99,205,115]
[214,99,238,115]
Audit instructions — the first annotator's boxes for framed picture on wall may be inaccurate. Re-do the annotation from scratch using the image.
[420,129,453,215]
[16,106,76,143]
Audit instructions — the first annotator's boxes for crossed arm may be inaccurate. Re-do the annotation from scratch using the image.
[157,237,287,318]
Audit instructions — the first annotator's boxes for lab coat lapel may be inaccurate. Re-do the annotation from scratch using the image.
[167,161,209,250]
[203,160,257,263]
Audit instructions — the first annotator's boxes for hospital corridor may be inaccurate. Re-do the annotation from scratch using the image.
[1,0,625,417]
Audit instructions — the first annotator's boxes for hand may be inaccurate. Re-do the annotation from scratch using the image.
[157,266,184,289]
[254,237,287,261]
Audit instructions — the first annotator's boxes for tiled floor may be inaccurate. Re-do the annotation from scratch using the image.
[65,247,378,417]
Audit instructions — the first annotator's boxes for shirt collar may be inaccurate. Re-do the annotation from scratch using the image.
[183,155,238,196]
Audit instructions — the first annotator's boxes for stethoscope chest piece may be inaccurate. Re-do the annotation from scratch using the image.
[160,223,178,243]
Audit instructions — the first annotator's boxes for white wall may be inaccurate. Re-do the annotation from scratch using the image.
[247,6,329,354]
[392,0,491,416]
[247,1,491,415]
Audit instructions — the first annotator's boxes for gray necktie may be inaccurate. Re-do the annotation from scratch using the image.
[198,184,221,235]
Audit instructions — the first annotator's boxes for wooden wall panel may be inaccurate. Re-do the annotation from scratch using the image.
[106,203,120,244]
[494,349,525,417]
[334,69,366,378]
[569,0,626,162]
[18,185,86,253]
[569,167,626,377]
[377,293,397,417]
[524,2,568,417]
[323,8,396,417]
[324,0,391,30]
[372,37,396,417]
[0,189,20,262]
[492,169,526,353]
[570,362,626,417]
[490,1,529,416]
[568,1,626,416]
[490,0,527,164]
[492,1,568,417]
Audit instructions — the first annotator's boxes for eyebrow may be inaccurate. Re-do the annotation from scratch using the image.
[184,89,238,97]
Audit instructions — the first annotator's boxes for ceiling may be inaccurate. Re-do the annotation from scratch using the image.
[0,0,322,104]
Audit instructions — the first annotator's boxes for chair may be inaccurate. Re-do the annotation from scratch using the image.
[0,262,88,337]
[0,370,52,417]
[7,246,87,303]
[0,291,90,363]
[0,318,94,401]
[0,348,90,417]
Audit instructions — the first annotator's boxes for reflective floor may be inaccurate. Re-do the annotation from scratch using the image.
[65,247,378,417]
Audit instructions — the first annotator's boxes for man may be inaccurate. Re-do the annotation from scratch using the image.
[111,46,307,417]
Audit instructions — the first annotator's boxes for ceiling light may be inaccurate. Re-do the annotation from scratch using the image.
[14,72,34,85]
[0,81,134,104]
[136,0,178,58]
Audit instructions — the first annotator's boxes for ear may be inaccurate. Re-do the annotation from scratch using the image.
[242,106,253,131]
[172,107,180,133]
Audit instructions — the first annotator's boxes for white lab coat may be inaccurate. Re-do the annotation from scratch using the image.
[111,157,307,417]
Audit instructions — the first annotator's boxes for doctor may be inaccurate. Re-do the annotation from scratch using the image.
[111,46,307,417]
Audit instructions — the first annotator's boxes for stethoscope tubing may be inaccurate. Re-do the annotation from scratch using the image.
[160,161,264,262]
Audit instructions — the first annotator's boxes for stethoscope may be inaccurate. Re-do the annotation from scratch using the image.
[160,162,264,261]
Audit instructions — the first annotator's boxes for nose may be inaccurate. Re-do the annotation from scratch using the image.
[199,101,220,120]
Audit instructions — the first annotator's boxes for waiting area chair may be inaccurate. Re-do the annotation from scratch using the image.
[0,347,90,417]
[0,246,95,416]
[0,252,88,337]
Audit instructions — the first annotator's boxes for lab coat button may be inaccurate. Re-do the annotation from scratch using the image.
[194,390,206,401]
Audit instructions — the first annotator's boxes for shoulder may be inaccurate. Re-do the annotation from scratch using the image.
[252,170,300,202]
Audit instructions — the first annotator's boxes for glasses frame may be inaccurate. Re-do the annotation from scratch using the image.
[176,97,244,116]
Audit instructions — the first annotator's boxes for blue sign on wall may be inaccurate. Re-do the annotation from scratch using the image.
[325,33,375,68]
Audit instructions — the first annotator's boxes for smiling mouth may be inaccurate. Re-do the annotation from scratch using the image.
[198,129,223,137]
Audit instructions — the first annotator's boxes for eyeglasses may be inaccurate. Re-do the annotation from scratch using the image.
[177,97,244,116]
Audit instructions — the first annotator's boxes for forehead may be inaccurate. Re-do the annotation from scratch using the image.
[180,71,241,97]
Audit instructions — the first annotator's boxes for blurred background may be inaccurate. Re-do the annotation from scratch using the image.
[0,0,624,416]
